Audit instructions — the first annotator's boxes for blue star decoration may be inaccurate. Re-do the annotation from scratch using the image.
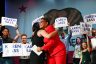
[19,5,27,13]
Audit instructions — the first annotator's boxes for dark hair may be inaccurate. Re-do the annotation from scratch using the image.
[21,34,27,38]
[41,17,50,25]
[76,37,82,44]
[92,29,96,37]
[2,28,9,32]
[81,42,87,50]
[1,28,10,36]
[32,22,40,32]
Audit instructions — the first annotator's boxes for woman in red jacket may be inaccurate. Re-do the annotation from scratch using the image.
[37,18,66,64]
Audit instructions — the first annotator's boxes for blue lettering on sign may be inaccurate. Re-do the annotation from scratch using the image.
[26,49,31,52]
[5,45,8,48]
[13,44,21,48]
[12,49,19,52]
[5,18,14,24]
[26,45,32,48]
[58,21,65,24]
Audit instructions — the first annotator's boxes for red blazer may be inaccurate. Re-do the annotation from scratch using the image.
[42,25,66,56]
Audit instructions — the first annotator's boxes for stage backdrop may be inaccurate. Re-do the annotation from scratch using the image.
[4,0,96,63]
[5,0,96,39]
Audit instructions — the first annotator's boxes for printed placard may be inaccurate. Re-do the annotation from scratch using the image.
[2,43,32,57]
[55,17,68,28]
[70,25,81,36]
[1,17,17,27]
[80,22,92,34]
[84,14,96,23]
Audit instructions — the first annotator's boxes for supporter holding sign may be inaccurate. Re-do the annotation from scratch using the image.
[1,28,13,64]
[20,34,30,64]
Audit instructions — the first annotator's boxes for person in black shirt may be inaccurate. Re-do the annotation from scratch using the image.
[0,28,13,64]
[30,22,57,64]
[30,22,45,64]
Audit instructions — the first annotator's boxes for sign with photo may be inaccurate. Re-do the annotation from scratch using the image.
[55,17,68,28]
[70,25,81,36]
[1,17,17,27]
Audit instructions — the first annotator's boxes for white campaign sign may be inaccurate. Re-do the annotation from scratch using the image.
[55,17,68,28]
[70,25,81,36]
[1,17,17,27]
[22,44,32,56]
[80,22,92,34]
[84,14,96,23]
[2,43,32,57]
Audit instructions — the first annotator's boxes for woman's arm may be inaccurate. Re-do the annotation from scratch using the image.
[37,38,55,52]
[86,35,91,52]
[13,25,21,42]
[37,30,58,38]
[79,53,82,64]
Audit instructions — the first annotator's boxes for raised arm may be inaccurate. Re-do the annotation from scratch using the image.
[13,24,21,42]
[37,29,57,38]
[79,53,82,64]
[86,35,91,52]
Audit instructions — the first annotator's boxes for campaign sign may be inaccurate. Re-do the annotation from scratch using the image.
[3,43,22,57]
[70,25,81,36]
[22,44,32,56]
[55,17,68,28]
[2,43,32,57]
[80,22,92,34]
[1,17,17,27]
[84,14,96,23]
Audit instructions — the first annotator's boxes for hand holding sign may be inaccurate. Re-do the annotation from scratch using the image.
[1,17,17,27]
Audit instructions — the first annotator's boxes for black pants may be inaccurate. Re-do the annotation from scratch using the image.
[20,59,30,64]
[30,51,45,64]
[73,58,80,64]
